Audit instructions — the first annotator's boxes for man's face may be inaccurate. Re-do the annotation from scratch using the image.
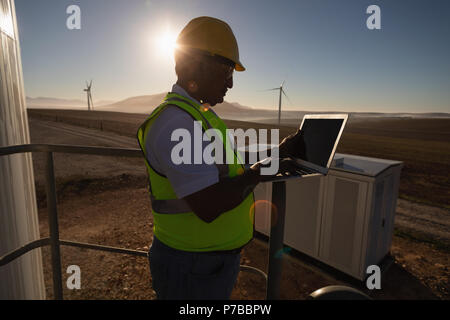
[197,59,234,106]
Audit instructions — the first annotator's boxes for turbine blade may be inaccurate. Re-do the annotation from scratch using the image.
[281,88,292,105]
[280,80,285,88]
[260,87,280,92]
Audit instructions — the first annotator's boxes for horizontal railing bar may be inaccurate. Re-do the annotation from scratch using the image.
[0,237,268,281]
[0,238,50,266]
[59,240,148,257]
[58,241,267,281]
[1,237,269,279]
[0,144,142,157]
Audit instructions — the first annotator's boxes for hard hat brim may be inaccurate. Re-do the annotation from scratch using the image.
[235,62,245,72]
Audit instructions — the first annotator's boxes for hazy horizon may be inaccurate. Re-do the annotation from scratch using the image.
[25,94,450,118]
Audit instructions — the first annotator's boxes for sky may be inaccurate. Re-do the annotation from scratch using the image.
[13,0,450,113]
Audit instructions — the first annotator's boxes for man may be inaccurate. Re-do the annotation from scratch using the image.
[137,16,303,300]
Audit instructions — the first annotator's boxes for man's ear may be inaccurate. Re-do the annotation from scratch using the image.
[187,80,198,93]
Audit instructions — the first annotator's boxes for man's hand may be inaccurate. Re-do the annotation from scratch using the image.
[278,129,307,160]
[251,157,301,182]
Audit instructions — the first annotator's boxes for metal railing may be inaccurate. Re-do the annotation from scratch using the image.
[0,144,267,300]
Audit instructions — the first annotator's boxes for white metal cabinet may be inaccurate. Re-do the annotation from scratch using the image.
[321,154,403,279]
[253,153,403,280]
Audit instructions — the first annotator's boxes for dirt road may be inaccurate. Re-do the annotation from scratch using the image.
[31,119,139,148]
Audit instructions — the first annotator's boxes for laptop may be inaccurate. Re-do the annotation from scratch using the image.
[264,114,348,181]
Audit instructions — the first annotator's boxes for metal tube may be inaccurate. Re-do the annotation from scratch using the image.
[59,240,148,257]
[0,144,142,158]
[240,265,268,282]
[266,180,286,300]
[278,88,282,125]
[0,238,50,267]
[45,152,63,300]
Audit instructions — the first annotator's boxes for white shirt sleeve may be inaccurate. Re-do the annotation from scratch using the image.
[145,105,219,199]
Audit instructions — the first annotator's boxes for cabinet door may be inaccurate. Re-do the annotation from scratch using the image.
[284,176,324,257]
[319,175,368,279]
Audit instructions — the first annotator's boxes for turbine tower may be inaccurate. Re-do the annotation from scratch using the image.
[84,80,94,111]
[265,80,290,125]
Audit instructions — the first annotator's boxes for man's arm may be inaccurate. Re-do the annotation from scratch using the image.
[183,158,300,223]
[182,167,260,223]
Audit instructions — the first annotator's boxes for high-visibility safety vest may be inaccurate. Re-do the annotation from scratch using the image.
[137,92,254,252]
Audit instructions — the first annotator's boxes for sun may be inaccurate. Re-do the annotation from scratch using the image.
[155,29,178,57]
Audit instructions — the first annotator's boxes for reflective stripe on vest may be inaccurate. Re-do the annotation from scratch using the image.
[137,92,254,252]
[150,194,191,214]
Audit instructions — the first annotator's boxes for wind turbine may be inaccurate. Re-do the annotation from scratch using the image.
[84,80,94,111]
[264,80,291,125]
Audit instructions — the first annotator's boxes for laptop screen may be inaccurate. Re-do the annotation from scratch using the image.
[300,118,345,168]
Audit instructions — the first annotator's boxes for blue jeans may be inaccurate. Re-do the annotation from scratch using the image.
[148,236,241,300]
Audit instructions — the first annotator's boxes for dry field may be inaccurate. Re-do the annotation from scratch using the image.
[28,109,450,209]
[26,109,449,300]
[337,118,450,210]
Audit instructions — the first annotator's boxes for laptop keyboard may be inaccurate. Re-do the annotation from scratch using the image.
[294,168,314,175]
[283,165,316,176]
[276,166,317,177]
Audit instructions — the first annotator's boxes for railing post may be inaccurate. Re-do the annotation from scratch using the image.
[266,180,287,300]
[45,152,63,300]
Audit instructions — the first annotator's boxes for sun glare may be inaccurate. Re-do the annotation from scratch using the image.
[155,30,178,57]
[0,7,15,39]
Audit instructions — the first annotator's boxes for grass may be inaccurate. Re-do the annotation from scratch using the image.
[336,131,450,209]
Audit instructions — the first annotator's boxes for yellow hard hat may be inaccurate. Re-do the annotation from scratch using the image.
[176,16,245,72]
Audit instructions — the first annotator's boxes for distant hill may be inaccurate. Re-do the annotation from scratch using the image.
[257,110,450,126]
[98,92,256,118]
[27,94,450,121]
[98,93,167,113]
